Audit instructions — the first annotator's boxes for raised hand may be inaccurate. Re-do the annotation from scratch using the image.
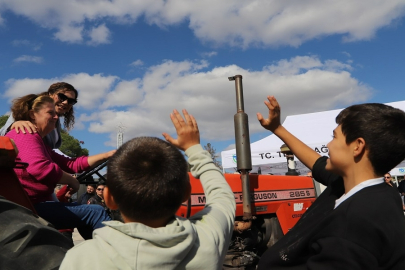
[257,95,282,133]
[162,109,200,151]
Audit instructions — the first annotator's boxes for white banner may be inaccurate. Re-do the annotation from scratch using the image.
[222,143,329,172]
[221,99,405,175]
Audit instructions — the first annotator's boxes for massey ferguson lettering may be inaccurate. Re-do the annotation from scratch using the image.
[188,189,315,206]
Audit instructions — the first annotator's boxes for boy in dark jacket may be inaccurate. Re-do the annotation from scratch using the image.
[257,96,405,269]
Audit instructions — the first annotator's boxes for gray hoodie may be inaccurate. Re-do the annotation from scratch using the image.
[60,144,236,270]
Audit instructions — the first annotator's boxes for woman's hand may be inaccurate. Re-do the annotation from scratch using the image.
[10,121,37,134]
[87,150,117,168]
[58,171,80,194]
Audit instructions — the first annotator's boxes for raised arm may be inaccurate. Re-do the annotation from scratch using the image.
[257,96,321,170]
[87,150,116,168]
[163,109,236,266]
[162,109,200,150]
[51,149,115,176]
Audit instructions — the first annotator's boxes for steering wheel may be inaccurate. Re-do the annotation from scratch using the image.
[76,160,108,184]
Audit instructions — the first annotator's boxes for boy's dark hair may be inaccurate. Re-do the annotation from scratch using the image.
[107,137,189,221]
[336,103,405,176]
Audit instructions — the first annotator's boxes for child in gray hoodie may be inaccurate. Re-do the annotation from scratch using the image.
[60,109,236,270]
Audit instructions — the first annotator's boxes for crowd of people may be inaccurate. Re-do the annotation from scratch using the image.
[1,82,405,269]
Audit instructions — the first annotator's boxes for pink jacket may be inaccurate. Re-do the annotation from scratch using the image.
[6,130,89,204]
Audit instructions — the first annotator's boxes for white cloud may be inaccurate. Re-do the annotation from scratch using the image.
[11,40,42,51]
[2,56,372,147]
[57,73,118,109]
[87,24,111,45]
[3,78,52,100]
[13,55,43,63]
[201,51,217,58]
[0,0,404,47]
[130,60,144,67]
[71,56,372,147]
[100,79,143,109]
[223,144,236,151]
[341,51,351,58]
[54,24,84,43]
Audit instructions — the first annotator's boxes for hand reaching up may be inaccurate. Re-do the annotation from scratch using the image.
[162,109,200,151]
[257,96,282,133]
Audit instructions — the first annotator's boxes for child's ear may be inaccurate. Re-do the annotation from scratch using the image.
[353,137,366,157]
[182,181,192,202]
[104,186,119,210]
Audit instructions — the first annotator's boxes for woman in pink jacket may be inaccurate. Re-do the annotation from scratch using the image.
[6,94,115,239]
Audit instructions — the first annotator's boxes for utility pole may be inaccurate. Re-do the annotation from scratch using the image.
[117,123,126,149]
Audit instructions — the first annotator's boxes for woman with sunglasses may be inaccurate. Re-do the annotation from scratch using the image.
[5,93,115,239]
[0,82,78,149]
[384,173,396,187]
[87,184,111,214]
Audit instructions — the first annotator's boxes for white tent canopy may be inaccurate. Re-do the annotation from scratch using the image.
[221,100,405,176]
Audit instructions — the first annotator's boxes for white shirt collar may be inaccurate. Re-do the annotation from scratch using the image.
[334,177,383,209]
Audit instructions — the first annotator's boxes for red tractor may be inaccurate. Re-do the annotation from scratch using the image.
[176,172,316,269]
[181,75,317,269]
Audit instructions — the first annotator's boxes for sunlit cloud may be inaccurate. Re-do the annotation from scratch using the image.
[87,24,111,46]
[11,40,42,51]
[2,55,373,147]
[13,55,43,63]
[0,1,403,47]
[129,60,144,67]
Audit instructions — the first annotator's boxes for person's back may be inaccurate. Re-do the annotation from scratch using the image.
[60,109,236,269]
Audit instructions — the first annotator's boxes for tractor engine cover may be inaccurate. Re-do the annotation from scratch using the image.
[176,173,316,234]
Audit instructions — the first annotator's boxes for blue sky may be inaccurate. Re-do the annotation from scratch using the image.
[1,0,405,159]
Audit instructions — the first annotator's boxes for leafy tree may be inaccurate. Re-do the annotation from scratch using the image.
[203,143,223,170]
[59,130,89,157]
[0,115,8,129]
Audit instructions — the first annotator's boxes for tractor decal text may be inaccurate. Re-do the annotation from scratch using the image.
[188,188,316,206]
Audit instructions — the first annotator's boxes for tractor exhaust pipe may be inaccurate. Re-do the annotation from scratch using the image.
[229,75,253,222]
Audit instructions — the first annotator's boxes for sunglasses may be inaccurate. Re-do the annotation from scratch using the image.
[97,188,104,191]
[57,93,77,105]
[384,176,391,179]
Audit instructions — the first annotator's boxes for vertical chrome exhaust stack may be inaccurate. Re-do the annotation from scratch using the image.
[228,75,253,221]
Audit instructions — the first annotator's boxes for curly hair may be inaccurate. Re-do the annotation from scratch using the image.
[12,94,54,122]
[47,82,78,131]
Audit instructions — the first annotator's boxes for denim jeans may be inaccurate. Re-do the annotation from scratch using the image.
[34,201,111,239]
